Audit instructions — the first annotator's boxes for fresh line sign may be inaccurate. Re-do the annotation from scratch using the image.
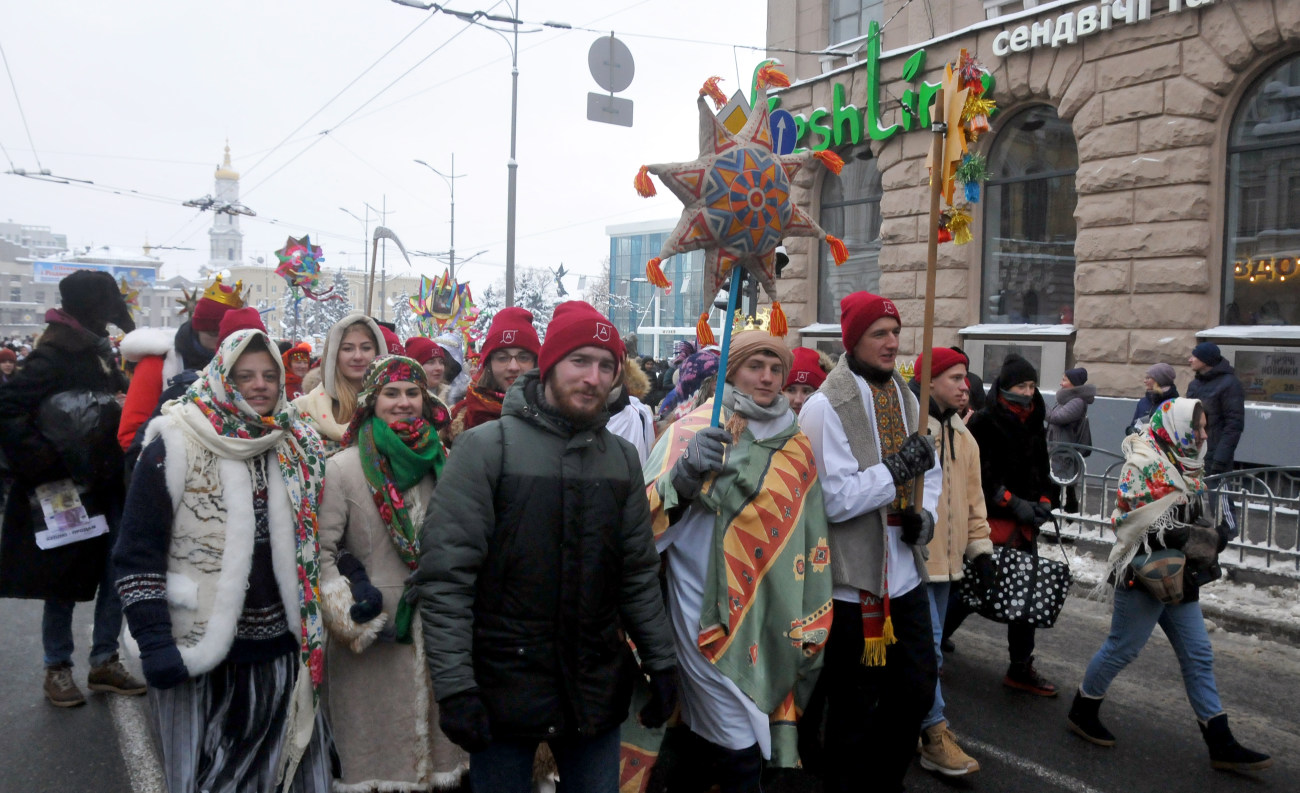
[773,20,994,152]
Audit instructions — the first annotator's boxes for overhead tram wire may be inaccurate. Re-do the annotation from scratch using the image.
[238,9,440,180]
[0,36,45,173]
[240,11,487,201]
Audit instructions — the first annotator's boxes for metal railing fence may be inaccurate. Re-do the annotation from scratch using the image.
[1048,442,1300,575]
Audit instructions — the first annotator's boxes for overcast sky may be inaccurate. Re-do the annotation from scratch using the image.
[0,0,767,295]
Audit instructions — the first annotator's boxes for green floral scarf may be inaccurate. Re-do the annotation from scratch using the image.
[358,414,444,641]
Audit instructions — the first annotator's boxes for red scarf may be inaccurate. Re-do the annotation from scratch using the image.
[454,382,504,431]
[998,393,1034,422]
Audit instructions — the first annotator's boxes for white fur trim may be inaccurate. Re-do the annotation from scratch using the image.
[119,327,177,363]
[411,618,432,783]
[145,417,188,518]
[332,780,448,793]
[319,577,388,654]
[965,538,995,561]
[266,470,303,638]
[166,572,199,610]
[174,457,256,676]
[161,346,184,385]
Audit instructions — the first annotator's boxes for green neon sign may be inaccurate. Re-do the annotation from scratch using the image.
[767,20,997,152]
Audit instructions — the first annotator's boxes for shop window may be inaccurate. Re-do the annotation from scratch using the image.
[817,146,882,323]
[830,0,883,46]
[980,105,1078,325]
[1225,55,1300,327]
[983,0,1040,20]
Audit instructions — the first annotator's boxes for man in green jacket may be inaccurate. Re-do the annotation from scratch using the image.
[414,301,678,793]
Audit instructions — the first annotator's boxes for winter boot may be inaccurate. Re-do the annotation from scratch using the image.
[1066,691,1115,746]
[919,721,979,776]
[1003,658,1058,697]
[1199,714,1272,771]
[87,654,147,696]
[44,664,86,708]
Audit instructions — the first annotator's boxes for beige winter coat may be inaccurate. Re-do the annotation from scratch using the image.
[924,411,995,582]
[318,446,468,791]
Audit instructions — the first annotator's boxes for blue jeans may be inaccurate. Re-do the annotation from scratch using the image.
[1080,586,1223,721]
[922,581,951,729]
[42,546,123,668]
[468,726,620,793]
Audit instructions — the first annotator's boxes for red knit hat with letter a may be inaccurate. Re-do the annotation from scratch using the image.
[914,347,969,380]
[479,306,542,362]
[840,291,902,352]
[785,346,828,389]
[538,301,625,380]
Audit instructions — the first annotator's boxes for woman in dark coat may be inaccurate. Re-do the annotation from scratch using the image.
[943,354,1060,696]
[0,270,145,707]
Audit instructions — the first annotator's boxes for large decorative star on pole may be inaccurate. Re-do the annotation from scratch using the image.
[634,69,847,338]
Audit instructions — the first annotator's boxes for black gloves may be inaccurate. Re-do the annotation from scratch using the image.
[439,690,493,753]
[1006,494,1038,527]
[900,508,934,546]
[1031,501,1055,527]
[134,622,188,690]
[671,426,731,499]
[971,552,996,599]
[337,551,384,623]
[881,433,934,486]
[638,668,679,729]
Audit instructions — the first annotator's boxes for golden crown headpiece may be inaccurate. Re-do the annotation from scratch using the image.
[730,307,772,334]
[201,273,245,309]
[896,359,915,380]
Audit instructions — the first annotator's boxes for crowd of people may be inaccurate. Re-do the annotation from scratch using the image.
[0,271,1271,793]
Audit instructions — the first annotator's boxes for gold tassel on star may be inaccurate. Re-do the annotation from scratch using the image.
[634,165,656,197]
[646,257,671,288]
[696,312,715,346]
[946,208,973,245]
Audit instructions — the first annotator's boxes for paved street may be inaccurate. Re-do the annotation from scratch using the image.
[2,590,1294,793]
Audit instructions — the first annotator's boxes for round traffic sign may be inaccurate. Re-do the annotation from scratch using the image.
[588,35,635,94]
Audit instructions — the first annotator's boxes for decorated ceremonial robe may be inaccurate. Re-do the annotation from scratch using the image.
[644,400,833,766]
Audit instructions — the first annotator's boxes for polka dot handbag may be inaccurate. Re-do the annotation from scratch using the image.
[959,543,1073,629]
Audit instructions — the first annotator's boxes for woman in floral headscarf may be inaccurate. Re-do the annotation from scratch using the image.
[316,355,467,791]
[113,328,331,793]
[1066,397,1270,772]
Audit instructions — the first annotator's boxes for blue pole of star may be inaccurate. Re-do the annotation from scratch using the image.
[709,265,745,429]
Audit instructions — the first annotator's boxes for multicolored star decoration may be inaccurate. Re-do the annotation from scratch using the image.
[174,285,198,318]
[118,276,140,318]
[275,235,340,301]
[634,67,847,340]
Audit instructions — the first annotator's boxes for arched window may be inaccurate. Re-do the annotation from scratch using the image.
[1225,55,1300,326]
[817,146,882,322]
[980,105,1078,324]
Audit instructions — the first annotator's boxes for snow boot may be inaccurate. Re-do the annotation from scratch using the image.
[1003,658,1057,697]
[1199,714,1272,771]
[1066,690,1115,746]
[919,721,979,776]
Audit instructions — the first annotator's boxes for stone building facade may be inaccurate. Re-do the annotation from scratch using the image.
[766,0,1300,404]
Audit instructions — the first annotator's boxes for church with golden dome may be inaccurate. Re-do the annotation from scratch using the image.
[208,142,243,270]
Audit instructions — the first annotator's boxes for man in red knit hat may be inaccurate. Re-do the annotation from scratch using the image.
[413,301,676,792]
[797,290,941,792]
[910,346,994,777]
[447,307,541,441]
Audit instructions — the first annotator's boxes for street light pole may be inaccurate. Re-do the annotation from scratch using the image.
[414,155,466,281]
[340,205,370,305]
[505,1,519,307]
